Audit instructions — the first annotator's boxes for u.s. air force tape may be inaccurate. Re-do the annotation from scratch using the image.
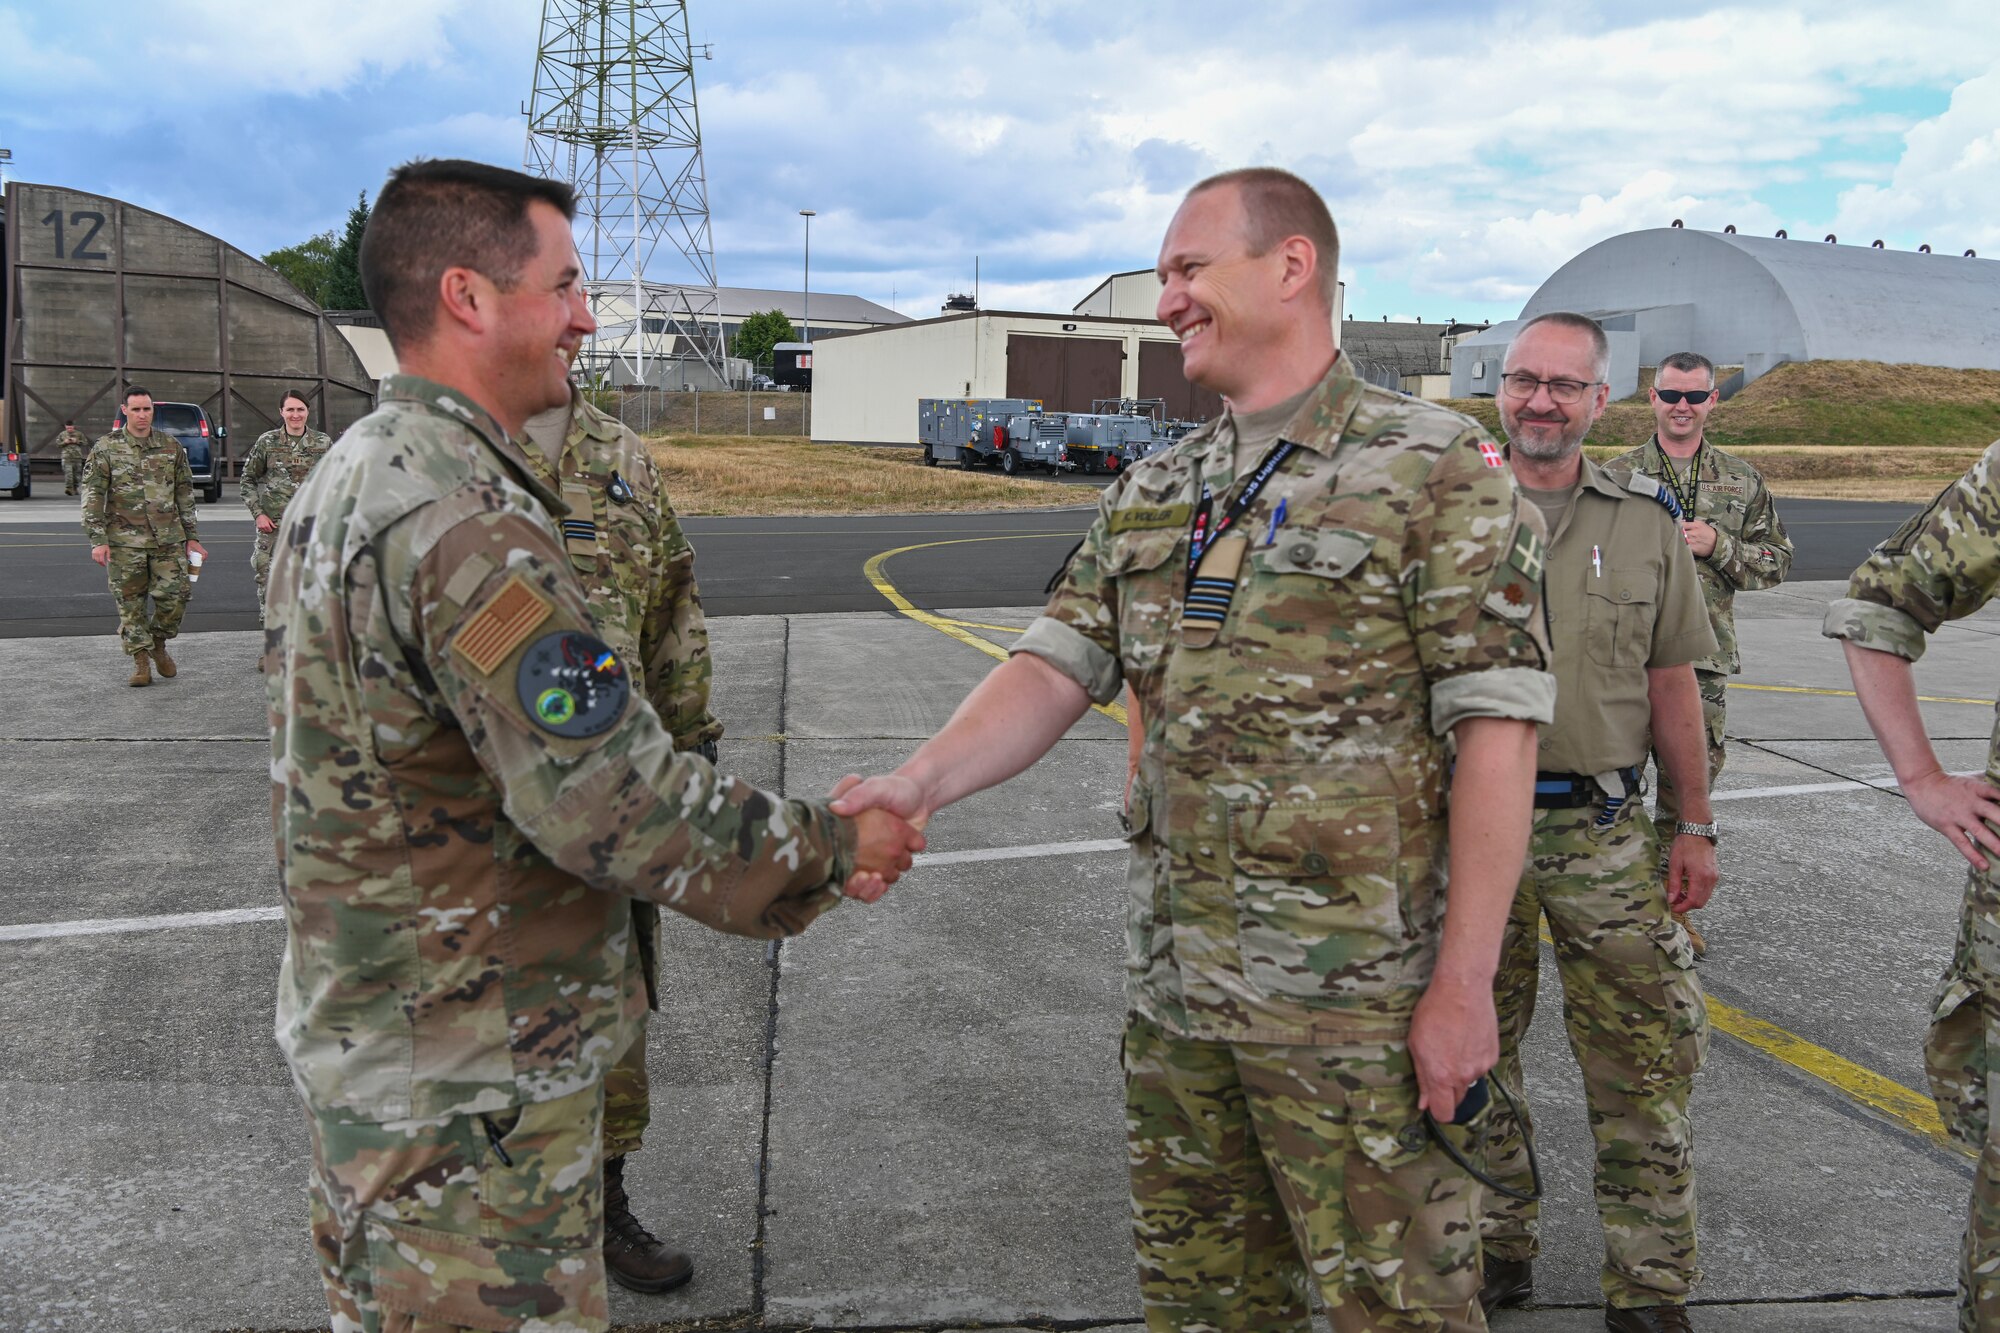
[515,630,631,738]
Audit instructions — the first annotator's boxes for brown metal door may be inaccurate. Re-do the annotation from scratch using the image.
[1008,334,1128,413]
[1138,340,1223,422]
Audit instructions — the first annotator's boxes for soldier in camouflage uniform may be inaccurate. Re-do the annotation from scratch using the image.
[1486,314,1718,1333]
[240,390,334,621]
[834,169,1555,1332]
[58,422,89,494]
[81,387,209,687]
[266,159,923,1333]
[519,382,723,1293]
[1825,440,2000,1333]
[1608,351,1792,956]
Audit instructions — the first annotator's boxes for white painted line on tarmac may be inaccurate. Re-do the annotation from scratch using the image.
[0,840,1133,942]
[1711,769,1979,803]
[0,904,282,941]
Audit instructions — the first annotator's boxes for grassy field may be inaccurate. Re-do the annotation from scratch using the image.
[645,435,1085,515]
[1447,360,2000,501]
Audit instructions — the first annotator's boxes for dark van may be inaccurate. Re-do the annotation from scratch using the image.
[114,401,227,503]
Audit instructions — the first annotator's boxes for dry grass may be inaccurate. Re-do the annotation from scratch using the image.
[1580,442,1981,503]
[643,434,1085,515]
[1444,360,2000,453]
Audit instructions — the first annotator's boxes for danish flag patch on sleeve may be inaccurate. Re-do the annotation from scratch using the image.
[1477,438,1505,468]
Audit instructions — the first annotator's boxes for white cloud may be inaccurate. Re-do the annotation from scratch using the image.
[1834,68,2000,255]
[145,0,476,94]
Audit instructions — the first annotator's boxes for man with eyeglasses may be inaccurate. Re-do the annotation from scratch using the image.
[1610,353,1792,957]
[1482,313,1717,1333]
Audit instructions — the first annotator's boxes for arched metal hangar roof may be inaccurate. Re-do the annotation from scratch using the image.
[1520,226,2000,371]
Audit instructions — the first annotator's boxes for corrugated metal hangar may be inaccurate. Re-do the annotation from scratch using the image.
[1450,225,2000,399]
[2,180,376,467]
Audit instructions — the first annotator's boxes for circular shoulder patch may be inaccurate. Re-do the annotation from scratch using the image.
[515,630,631,739]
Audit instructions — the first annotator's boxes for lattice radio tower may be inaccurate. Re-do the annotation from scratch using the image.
[524,0,724,385]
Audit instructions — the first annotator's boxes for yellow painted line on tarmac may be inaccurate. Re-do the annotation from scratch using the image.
[1730,681,1992,707]
[1706,999,1964,1155]
[863,535,1128,726]
[1538,927,1962,1155]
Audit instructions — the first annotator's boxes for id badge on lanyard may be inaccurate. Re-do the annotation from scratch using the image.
[1178,439,1296,648]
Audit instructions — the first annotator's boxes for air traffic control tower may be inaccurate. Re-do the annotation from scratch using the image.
[2,181,375,469]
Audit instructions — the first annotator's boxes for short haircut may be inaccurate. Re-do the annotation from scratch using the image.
[1512,312,1610,381]
[63,420,74,427]
[123,384,153,403]
[1656,351,1715,387]
[1187,167,1341,307]
[281,388,311,411]
[360,158,578,352]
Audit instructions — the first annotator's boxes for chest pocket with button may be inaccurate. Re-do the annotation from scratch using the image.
[1228,790,1410,1001]
[1103,528,1184,672]
[1239,528,1375,665]
[1584,567,1657,667]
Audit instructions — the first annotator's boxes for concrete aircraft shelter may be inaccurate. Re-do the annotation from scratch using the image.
[1,180,376,469]
[1449,226,2000,398]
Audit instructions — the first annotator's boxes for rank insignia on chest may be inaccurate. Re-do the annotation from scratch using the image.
[1477,438,1505,468]
[608,471,635,505]
[1179,533,1247,648]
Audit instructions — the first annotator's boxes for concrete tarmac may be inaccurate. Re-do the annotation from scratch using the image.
[0,581,1980,1331]
[0,486,1935,629]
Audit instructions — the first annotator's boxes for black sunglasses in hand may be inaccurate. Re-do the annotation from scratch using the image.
[1654,388,1714,405]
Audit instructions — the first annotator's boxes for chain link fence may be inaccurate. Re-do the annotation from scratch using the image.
[591,386,813,438]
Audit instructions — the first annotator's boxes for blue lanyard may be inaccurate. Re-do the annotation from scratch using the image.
[1186,438,1298,580]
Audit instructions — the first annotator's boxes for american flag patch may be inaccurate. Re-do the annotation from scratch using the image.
[1477,438,1505,468]
[451,575,553,676]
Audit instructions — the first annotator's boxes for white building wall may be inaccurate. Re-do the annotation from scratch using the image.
[811,313,1193,444]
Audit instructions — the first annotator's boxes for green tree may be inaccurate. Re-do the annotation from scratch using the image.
[320,191,371,311]
[729,308,798,368]
[262,230,339,306]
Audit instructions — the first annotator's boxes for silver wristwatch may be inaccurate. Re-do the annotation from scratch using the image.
[1674,820,1718,843]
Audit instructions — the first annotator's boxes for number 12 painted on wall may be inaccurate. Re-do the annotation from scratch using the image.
[42,210,110,261]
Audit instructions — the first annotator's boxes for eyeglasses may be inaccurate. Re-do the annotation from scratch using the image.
[1654,388,1714,405]
[1499,373,1600,404]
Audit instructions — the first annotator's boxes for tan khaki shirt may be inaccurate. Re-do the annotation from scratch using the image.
[1537,453,1717,774]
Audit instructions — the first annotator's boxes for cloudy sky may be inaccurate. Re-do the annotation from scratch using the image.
[4,0,1996,325]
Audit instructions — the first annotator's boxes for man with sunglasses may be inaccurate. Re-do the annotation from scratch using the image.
[1610,353,1792,956]
[1484,314,1716,1333]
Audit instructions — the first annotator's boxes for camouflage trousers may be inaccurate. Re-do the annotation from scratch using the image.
[1122,1012,1487,1332]
[305,1082,609,1333]
[1484,799,1709,1308]
[1927,868,2000,1333]
[1650,668,1728,863]
[602,1019,651,1160]
[104,543,190,656]
[252,527,276,621]
[63,455,84,493]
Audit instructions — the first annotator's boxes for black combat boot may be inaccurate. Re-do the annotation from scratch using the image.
[1605,1304,1693,1332]
[1480,1255,1533,1312]
[602,1154,693,1293]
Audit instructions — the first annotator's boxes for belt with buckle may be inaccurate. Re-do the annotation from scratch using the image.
[1532,767,1640,809]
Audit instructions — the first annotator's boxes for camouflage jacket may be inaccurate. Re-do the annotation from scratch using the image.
[1606,436,1791,675]
[1014,354,1555,1046]
[519,393,720,750]
[80,429,198,548]
[520,389,722,1013]
[241,426,334,522]
[1824,439,2000,768]
[264,374,852,1123]
[58,428,88,462]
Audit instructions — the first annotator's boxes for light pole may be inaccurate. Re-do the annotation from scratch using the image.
[799,209,816,344]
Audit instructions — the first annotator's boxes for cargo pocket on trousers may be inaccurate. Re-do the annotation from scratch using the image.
[1345,1084,1481,1310]
[364,1216,606,1332]
[1648,917,1709,1079]
[1926,973,1991,1153]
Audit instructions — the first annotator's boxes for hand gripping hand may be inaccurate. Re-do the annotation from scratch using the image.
[829,774,929,903]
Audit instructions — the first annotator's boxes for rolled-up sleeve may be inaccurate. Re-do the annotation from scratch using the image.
[1009,496,1126,704]
[1403,433,1555,736]
[1012,614,1122,704]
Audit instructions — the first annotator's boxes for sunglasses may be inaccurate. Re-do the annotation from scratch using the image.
[1655,388,1714,405]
